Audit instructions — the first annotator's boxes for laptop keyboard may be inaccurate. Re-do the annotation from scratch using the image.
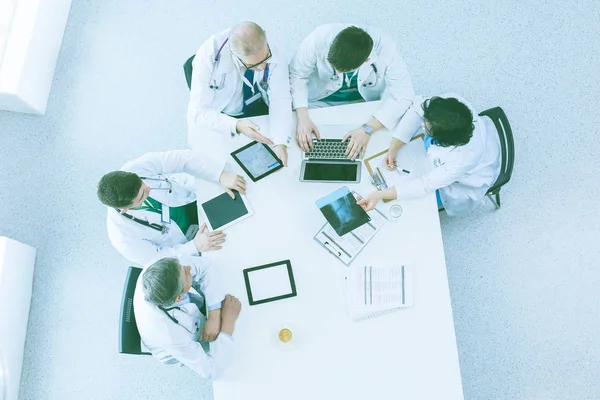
[304,139,351,160]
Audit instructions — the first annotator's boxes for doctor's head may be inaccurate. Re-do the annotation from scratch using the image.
[230,21,270,71]
[328,26,373,73]
[143,257,193,307]
[422,97,474,147]
[97,171,150,212]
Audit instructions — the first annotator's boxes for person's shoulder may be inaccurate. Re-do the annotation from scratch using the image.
[306,23,350,41]
[119,152,150,173]
[196,29,231,56]
[181,255,211,269]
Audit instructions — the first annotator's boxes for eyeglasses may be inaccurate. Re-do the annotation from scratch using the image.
[237,45,272,70]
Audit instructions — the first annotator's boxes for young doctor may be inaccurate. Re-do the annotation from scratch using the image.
[97,150,246,266]
[187,21,293,165]
[358,94,502,216]
[133,256,242,379]
[289,23,415,159]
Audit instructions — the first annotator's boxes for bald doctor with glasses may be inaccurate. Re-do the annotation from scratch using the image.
[187,21,293,165]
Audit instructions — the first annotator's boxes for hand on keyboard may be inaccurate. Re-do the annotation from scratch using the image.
[343,127,371,160]
[296,114,321,151]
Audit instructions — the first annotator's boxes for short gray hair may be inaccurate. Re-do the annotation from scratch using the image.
[142,257,183,307]
[229,21,267,56]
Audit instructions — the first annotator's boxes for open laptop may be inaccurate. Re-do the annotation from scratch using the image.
[299,126,362,183]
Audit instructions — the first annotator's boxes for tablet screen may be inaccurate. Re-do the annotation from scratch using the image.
[303,162,358,181]
[201,191,249,230]
[231,141,282,181]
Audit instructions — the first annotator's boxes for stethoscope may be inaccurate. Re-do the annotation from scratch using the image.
[116,177,173,234]
[158,305,200,335]
[208,39,230,90]
[329,63,378,87]
[209,38,270,91]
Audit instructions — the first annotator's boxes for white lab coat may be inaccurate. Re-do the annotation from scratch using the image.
[391,94,501,216]
[133,256,234,379]
[187,28,293,147]
[106,150,225,266]
[289,23,414,129]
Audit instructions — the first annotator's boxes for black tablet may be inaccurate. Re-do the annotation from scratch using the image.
[243,260,297,306]
[231,141,283,182]
[198,190,253,231]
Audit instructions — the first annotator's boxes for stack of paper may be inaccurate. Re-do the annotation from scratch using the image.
[346,265,413,321]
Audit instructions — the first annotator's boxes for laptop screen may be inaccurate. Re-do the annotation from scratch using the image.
[303,162,358,181]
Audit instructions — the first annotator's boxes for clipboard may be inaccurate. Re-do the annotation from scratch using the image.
[364,149,394,203]
[363,134,426,203]
[313,207,388,266]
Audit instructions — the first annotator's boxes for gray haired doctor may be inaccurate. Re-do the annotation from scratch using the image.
[289,23,414,159]
[97,150,246,266]
[133,256,242,379]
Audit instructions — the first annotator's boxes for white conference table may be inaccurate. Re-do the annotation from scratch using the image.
[191,101,464,400]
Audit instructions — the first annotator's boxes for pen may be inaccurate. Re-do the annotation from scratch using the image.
[401,169,410,174]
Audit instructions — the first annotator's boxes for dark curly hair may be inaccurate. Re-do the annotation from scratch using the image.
[422,97,474,147]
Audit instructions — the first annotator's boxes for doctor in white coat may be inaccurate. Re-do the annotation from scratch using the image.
[358,94,501,216]
[187,21,293,165]
[289,23,414,159]
[133,256,242,379]
[97,150,246,266]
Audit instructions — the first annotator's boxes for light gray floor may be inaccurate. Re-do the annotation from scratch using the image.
[1,0,599,399]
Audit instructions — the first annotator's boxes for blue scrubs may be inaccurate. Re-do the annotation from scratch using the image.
[423,134,443,208]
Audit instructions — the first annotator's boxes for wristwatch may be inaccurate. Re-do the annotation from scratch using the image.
[362,123,374,135]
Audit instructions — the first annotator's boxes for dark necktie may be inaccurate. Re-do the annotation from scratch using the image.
[243,69,256,106]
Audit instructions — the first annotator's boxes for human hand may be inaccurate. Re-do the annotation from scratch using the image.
[383,149,398,171]
[193,223,226,252]
[343,127,371,160]
[236,119,274,145]
[219,171,246,199]
[200,312,221,342]
[221,295,242,335]
[296,115,321,152]
[356,191,383,212]
[273,145,288,167]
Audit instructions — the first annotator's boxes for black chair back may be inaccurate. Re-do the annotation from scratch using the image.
[118,266,150,355]
[479,107,515,195]
[183,55,195,90]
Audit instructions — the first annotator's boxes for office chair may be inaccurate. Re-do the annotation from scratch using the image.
[183,55,195,90]
[118,266,151,356]
[479,107,515,209]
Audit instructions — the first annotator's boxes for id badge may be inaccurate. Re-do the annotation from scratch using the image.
[185,224,199,241]
[244,92,262,106]
[161,205,171,224]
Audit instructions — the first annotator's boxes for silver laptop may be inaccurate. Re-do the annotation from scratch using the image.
[300,127,362,183]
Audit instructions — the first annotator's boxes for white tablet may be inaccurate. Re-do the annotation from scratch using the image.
[243,260,297,305]
[198,190,253,231]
